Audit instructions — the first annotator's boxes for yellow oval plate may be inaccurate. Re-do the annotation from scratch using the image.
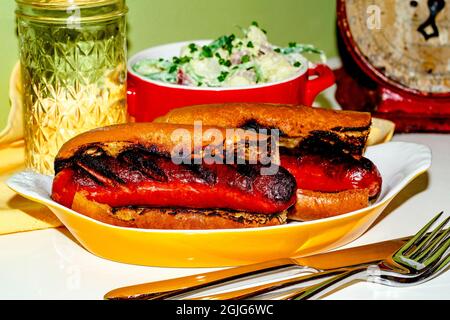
[7,142,431,268]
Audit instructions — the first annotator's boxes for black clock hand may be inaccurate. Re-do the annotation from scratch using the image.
[417,0,446,40]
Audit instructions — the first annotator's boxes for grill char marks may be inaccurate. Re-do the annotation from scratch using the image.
[54,144,109,174]
[229,165,258,193]
[241,119,286,136]
[189,164,217,185]
[60,144,294,193]
[54,144,169,186]
[118,149,167,182]
[307,130,368,156]
[76,153,125,186]
[76,161,119,187]
[236,164,259,180]
[232,164,297,203]
[259,166,297,203]
[295,132,356,157]
[239,120,369,157]
[58,144,272,189]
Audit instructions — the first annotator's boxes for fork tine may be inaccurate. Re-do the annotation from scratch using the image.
[422,230,450,266]
[417,250,450,285]
[409,217,450,258]
[396,212,444,256]
[435,251,450,273]
[415,227,450,262]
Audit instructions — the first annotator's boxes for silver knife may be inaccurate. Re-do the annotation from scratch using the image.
[105,236,409,300]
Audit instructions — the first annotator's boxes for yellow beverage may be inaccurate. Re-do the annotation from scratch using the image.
[16,0,128,175]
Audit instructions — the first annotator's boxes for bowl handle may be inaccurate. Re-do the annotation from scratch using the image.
[127,77,137,122]
[303,64,335,106]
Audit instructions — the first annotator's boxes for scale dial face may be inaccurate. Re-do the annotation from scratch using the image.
[344,0,450,95]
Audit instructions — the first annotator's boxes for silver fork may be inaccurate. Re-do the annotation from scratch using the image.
[189,212,450,300]
[259,212,450,300]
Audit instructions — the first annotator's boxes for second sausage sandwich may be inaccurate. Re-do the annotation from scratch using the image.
[155,103,382,221]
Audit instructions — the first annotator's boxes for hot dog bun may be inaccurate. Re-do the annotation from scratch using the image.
[56,122,265,161]
[291,189,370,221]
[155,103,372,157]
[72,193,287,230]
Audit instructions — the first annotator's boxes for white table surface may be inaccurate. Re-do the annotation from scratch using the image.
[1,133,449,300]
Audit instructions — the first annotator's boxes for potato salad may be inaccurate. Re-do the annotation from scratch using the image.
[132,22,326,87]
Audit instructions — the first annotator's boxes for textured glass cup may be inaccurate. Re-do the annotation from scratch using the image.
[16,0,128,175]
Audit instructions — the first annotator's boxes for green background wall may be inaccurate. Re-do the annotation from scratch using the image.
[0,0,337,128]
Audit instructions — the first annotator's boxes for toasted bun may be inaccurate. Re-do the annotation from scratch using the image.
[56,122,269,162]
[288,189,370,221]
[155,103,372,155]
[72,193,286,230]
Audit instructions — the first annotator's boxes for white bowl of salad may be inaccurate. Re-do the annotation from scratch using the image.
[128,23,335,122]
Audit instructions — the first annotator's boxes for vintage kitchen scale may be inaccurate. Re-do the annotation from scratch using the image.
[335,0,450,132]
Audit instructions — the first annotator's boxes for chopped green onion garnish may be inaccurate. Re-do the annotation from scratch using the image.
[201,46,213,58]
[294,61,301,67]
[218,71,229,82]
[181,56,191,64]
[241,55,250,63]
[247,41,254,48]
[219,58,232,67]
[173,56,191,64]
[188,43,198,53]
[168,65,178,73]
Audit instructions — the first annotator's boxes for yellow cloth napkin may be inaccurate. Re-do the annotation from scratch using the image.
[0,63,23,146]
[0,63,62,235]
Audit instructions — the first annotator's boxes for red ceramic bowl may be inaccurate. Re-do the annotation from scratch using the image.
[128,41,335,122]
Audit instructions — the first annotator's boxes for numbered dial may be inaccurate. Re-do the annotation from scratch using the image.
[345,0,450,94]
